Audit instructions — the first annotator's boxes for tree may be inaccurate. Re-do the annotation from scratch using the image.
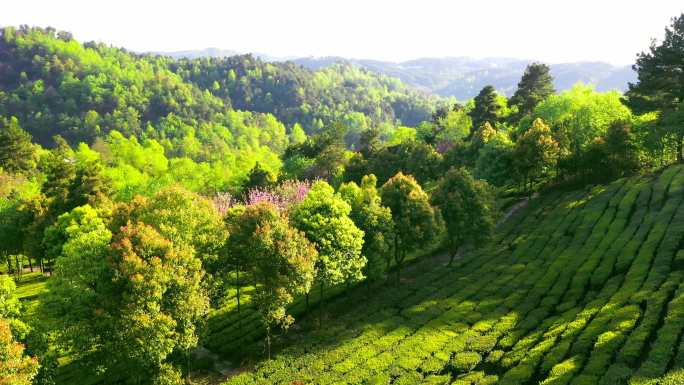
[0,275,28,338]
[421,104,472,147]
[339,175,394,281]
[473,133,516,187]
[42,205,109,280]
[291,181,365,323]
[0,318,39,385]
[243,162,276,194]
[524,84,631,174]
[0,194,35,274]
[69,159,111,209]
[359,141,443,185]
[41,136,77,216]
[581,120,641,182]
[509,63,555,119]
[115,186,228,275]
[514,118,560,192]
[227,202,317,358]
[0,117,36,174]
[45,222,208,384]
[469,86,502,134]
[603,120,641,178]
[431,168,495,265]
[625,14,684,162]
[380,173,441,282]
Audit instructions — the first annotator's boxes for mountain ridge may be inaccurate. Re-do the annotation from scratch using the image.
[156,49,636,99]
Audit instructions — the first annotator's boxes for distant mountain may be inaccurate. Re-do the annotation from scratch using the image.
[154,47,241,59]
[154,48,291,62]
[153,49,636,100]
[291,57,636,100]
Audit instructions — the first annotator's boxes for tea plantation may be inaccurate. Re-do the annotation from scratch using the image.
[221,165,684,385]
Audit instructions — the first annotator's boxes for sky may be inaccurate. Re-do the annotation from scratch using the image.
[2,0,683,65]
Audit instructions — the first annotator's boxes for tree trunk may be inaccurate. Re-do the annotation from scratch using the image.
[396,249,405,285]
[448,249,457,266]
[236,268,241,331]
[14,255,21,278]
[305,292,309,312]
[318,282,324,329]
[185,350,190,384]
[679,133,684,163]
[394,233,401,285]
[3,252,10,275]
[265,325,271,360]
[27,257,33,272]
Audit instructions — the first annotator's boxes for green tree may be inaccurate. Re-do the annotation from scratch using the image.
[41,136,76,216]
[0,117,36,174]
[431,168,495,265]
[603,120,641,177]
[582,120,641,182]
[289,123,307,145]
[509,63,555,119]
[360,141,443,185]
[116,186,228,275]
[42,205,109,282]
[46,221,208,384]
[0,275,29,338]
[469,85,502,134]
[229,202,317,358]
[524,84,631,167]
[380,172,441,282]
[0,194,35,274]
[625,14,684,162]
[243,162,276,193]
[339,175,395,281]
[69,159,112,209]
[291,181,365,323]
[421,104,471,146]
[514,118,560,192]
[473,133,516,187]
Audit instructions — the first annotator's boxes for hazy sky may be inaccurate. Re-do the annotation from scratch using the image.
[2,0,683,65]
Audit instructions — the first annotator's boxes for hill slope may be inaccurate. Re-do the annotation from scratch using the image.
[221,165,684,385]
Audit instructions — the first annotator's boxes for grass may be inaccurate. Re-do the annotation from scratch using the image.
[211,164,684,385]
[13,271,48,317]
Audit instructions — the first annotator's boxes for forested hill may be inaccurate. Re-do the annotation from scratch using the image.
[0,26,439,148]
[167,55,440,129]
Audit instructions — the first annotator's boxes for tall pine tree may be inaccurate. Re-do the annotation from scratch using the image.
[469,85,501,135]
[508,63,555,119]
[625,14,684,161]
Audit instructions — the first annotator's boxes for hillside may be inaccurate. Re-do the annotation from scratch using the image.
[220,165,684,385]
[0,26,438,149]
[168,55,440,130]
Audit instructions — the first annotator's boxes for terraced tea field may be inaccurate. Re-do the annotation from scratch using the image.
[220,165,684,385]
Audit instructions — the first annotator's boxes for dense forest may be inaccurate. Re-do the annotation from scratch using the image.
[1,12,684,385]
